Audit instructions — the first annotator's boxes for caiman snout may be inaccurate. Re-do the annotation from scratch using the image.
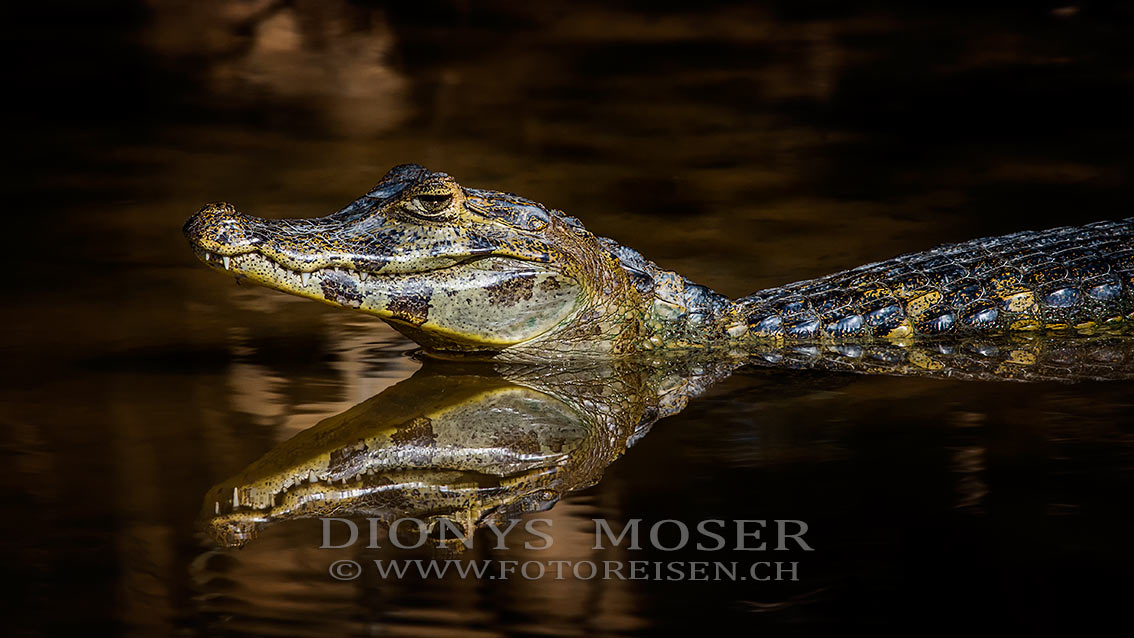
[183,202,260,254]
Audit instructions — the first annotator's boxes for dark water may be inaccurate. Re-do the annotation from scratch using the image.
[5,1,1134,635]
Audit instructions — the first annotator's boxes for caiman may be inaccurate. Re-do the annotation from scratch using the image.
[184,164,1134,367]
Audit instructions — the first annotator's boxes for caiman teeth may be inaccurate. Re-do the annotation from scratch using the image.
[200,249,382,287]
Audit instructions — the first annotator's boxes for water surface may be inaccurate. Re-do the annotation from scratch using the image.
[5,1,1134,634]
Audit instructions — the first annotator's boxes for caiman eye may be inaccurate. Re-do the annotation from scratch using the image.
[411,194,453,216]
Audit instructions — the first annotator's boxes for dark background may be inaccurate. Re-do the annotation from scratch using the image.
[3,1,1134,635]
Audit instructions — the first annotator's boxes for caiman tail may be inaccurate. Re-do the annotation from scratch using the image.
[731,218,1134,342]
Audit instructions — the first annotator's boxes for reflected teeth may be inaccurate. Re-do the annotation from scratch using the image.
[222,256,231,270]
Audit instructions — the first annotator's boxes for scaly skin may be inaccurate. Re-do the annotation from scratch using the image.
[200,358,730,547]
[184,164,1134,362]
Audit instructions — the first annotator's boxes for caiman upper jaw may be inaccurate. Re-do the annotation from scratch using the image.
[184,203,398,293]
[183,201,381,274]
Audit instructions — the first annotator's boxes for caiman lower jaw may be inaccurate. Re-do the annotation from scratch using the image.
[190,245,585,350]
[190,244,477,313]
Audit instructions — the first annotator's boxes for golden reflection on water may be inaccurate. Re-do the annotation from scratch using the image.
[222,306,419,438]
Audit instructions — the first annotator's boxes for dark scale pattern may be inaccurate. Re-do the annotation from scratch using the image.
[738,218,1134,341]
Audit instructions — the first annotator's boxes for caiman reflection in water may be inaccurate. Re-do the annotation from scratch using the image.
[201,357,729,548]
[202,334,1134,548]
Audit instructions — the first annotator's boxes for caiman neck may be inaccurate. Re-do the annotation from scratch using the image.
[640,268,740,351]
[596,236,742,353]
[496,231,743,360]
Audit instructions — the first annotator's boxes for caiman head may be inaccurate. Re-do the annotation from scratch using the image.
[184,164,733,358]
